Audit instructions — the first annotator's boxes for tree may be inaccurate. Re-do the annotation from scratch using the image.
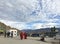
[50,26,56,37]
[51,26,56,32]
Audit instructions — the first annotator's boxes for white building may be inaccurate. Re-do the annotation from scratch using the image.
[8,29,18,37]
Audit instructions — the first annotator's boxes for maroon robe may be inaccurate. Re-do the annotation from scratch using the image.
[23,32,27,39]
[20,32,23,40]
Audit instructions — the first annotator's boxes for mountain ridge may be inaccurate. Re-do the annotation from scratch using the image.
[21,28,60,33]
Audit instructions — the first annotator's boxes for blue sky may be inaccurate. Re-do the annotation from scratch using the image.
[0,0,60,30]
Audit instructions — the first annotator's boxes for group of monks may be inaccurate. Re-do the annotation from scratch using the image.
[20,32,45,41]
[20,32,27,40]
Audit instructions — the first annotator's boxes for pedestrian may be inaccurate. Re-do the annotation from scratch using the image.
[4,31,6,37]
[40,34,45,41]
[23,32,27,39]
[20,32,23,40]
[11,31,13,38]
[7,32,10,38]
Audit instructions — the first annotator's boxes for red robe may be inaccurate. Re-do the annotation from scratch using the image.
[20,32,23,40]
[23,32,27,39]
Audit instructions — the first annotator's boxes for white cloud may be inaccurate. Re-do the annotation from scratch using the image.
[5,2,13,8]
[0,0,60,29]
[0,0,60,22]
[0,20,28,30]
[45,19,59,23]
[32,22,60,29]
[32,23,44,29]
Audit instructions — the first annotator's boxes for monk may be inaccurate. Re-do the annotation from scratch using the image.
[20,32,23,40]
[23,32,27,39]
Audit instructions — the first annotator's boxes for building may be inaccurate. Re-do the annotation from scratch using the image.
[7,28,18,37]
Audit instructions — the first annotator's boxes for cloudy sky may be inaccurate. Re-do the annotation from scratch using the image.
[0,0,60,30]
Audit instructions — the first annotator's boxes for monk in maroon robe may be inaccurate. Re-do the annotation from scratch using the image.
[20,32,23,40]
[23,32,27,39]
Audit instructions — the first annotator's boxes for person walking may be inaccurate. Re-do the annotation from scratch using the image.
[11,31,13,38]
[23,32,27,39]
[7,32,10,38]
[20,32,23,40]
[4,31,6,37]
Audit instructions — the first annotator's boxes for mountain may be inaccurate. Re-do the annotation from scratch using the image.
[0,22,19,32]
[21,28,60,34]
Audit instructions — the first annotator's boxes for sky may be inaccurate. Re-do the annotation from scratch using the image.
[0,0,60,30]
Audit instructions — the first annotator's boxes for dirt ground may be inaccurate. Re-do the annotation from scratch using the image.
[0,36,51,44]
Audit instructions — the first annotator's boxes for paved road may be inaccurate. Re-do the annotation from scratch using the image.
[0,36,51,44]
